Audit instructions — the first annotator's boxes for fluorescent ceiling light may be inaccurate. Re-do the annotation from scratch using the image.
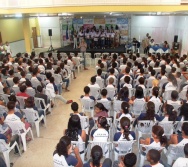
[157,12,161,15]
[15,13,22,17]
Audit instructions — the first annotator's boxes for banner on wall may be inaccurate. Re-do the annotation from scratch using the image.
[83,19,94,24]
[94,18,105,24]
[105,18,117,24]
[60,17,130,46]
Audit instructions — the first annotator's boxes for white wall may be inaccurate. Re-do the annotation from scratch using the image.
[131,15,188,55]
[38,17,61,48]
[10,40,26,57]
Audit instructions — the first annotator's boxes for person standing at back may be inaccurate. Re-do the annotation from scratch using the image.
[78,39,88,70]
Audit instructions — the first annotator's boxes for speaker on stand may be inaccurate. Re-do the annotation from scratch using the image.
[172,35,180,54]
[48,29,54,52]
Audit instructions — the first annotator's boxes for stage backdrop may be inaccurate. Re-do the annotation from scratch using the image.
[59,17,129,47]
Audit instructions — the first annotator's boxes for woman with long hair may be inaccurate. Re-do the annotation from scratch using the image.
[140,125,168,147]
[53,136,83,167]
[78,38,88,70]
[91,116,110,141]
[133,101,160,127]
[65,115,86,153]
[83,145,112,167]
[94,103,108,117]
[114,117,136,160]
[163,73,177,92]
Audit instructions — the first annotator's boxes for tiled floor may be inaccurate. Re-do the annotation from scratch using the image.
[11,67,96,167]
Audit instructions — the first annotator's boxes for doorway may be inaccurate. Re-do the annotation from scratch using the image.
[0,32,2,43]
[32,27,38,48]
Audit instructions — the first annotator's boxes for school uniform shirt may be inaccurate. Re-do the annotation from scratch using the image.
[100,33,106,40]
[136,113,160,124]
[165,82,177,91]
[172,157,188,167]
[38,65,45,73]
[91,128,109,142]
[46,82,56,98]
[167,100,181,105]
[85,32,90,39]
[123,83,132,89]
[114,131,135,141]
[176,134,188,145]
[144,163,164,167]
[5,112,22,123]
[53,151,78,167]
[88,83,100,89]
[94,33,100,41]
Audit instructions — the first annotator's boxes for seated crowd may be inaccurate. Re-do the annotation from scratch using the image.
[0,51,82,166]
[54,52,188,167]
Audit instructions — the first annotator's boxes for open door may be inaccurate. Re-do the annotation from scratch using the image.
[0,32,2,43]
[32,27,38,48]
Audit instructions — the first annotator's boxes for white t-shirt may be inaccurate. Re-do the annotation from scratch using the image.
[92,128,108,142]
[5,114,21,122]
[53,154,68,167]
[172,157,188,167]
[165,82,177,91]
[152,163,164,167]
[38,65,45,73]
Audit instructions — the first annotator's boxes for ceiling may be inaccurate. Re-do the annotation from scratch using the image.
[1,11,188,19]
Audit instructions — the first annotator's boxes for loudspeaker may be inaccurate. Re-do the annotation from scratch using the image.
[174,35,178,43]
[48,29,52,36]
[173,42,179,50]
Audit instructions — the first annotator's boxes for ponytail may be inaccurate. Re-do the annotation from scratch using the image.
[98,116,110,131]
[169,110,177,124]
[91,145,103,167]
[152,87,159,98]
[120,117,131,141]
[121,102,129,114]
[159,135,168,146]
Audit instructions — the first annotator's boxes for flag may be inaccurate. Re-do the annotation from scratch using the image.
[66,23,69,40]
[71,23,74,36]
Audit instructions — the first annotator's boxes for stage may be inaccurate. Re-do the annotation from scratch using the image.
[56,44,126,58]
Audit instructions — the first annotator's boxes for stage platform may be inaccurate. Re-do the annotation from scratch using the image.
[56,44,126,58]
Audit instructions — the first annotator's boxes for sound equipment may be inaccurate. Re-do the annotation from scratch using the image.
[174,35,178,43]
[48,29,52,37]
[173,42,179,50]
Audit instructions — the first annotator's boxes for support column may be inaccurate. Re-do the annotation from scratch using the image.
[22,18,32,53]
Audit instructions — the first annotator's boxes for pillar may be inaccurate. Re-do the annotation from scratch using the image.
[22,18,32,53]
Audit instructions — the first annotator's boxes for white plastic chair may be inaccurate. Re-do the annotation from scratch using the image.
[71,141,85,163]
[113,140,136,161]
[166,144,185,166]
[137,120,155,148]
[26,88,36,97]
[16,96,27,109]
[0,139,21,167]
[85,53,92,67]
[94,53,101,66]
[139,144,164,167]
[132,99,146,116]
[113,100,123,119]
[5,121,34,151]
[158,121,178,138]
[80,116,89,135]
[88,141,111,158]
[80,98,95,117]
[34,97,51,115]
[22,109,46,137]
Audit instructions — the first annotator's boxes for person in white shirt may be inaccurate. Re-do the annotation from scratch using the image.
[144,149,164,167]
[38,59,45,74]
[4,41,11,54]
[94,30,100,49]
[85,28,91,49]
[0,42,5,54]
[172,143,188,167]
[100,30,106,49]
[163,73,177,92]
[46,77,72,104]
[123,76,132,89]
[149,39,155,46]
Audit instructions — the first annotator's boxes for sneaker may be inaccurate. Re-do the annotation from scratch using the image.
[66,100,73,104]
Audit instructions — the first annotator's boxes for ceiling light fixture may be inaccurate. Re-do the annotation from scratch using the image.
[15,13,22,17]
